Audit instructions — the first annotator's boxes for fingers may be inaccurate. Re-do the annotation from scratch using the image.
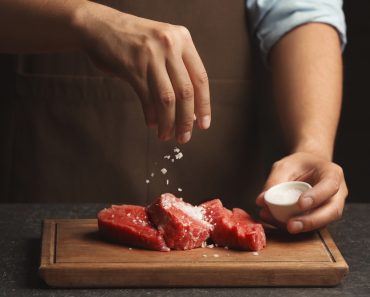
[148,60,176,141]
[166,56,194,144]
[297,168,342,211]
[144,26,209,143]
[131,79,157,128]
[287,185,346,234]
[182,37,211,130]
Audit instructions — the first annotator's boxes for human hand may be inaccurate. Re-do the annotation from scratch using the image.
[256,152,348,234]
[76,1,211,144]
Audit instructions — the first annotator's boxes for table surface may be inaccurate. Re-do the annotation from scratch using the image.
[1,203,369,297]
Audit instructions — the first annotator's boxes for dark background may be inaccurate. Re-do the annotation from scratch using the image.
[334,1,370,202]
[0,1,369,203]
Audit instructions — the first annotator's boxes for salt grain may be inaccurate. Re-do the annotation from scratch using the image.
[252,252,259,256]
[202,254,207,258]
[174,147,180,153]
[128,248,133,251]
[175,152,183,159]
[178,188,183,192]
[145,179,150,184]
[150,172,155,177]
[164,155,171,159]
[171,159,175,162]
[224,246,229,250]
[166,179,169,185]
[207,244,214,249]
[161,168,167,174]
[213,254,220,258]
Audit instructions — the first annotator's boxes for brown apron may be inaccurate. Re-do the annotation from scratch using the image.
[2,0,264,212]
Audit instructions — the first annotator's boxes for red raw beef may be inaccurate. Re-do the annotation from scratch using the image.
[147,193,212,250]
[98,204,170,252]
[201,199,266,251]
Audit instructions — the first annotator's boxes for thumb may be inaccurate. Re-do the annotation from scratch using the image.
[256,161,295,207]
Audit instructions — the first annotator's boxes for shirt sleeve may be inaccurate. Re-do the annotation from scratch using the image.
[246,0,347,58]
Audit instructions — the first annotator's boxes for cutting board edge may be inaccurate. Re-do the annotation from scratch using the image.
[39,262,348,288]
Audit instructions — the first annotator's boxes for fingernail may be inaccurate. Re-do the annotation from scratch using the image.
[290,221,303,232]
[199,115,211,129]
[178,131,191,144]
[148,122,157,128]
[159,134,170,142]
[301,196,313,210]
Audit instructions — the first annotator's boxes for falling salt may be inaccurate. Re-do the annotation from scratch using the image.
[174,147,180,153]
[166,179,169,185]
[175,152,183,159]
[150,172,155,177]
[164,155,171,159]
[161,168,167,175]
[171,159,175,163]
[145,179,150,184]
[178,188,183,192]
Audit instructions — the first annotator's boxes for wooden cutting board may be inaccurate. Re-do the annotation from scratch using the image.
[39,219,348,287]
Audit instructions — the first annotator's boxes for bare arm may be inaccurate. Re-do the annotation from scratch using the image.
[257,23,348,233]
[0,0,211,144]
[270,23,342,161]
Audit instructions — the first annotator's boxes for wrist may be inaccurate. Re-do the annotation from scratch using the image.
[71,1,131,52]
[69,1,95,51]
[291,138,333,161]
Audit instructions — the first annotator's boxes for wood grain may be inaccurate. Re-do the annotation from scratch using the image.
[39,219,348,287]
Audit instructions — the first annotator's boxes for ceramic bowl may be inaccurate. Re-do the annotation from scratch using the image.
[264,181,312,223]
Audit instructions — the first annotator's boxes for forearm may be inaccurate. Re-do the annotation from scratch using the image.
[270,23,343,161]
[0,0,88,53]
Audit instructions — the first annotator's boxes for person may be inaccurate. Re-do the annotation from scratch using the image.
[0,0,348,234]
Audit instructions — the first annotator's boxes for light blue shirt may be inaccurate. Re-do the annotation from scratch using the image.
[246,0,347,58]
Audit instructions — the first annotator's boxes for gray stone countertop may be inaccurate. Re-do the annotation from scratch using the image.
[0,203,369,297]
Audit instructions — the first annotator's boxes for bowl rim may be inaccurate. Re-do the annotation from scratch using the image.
[264,181,312,206]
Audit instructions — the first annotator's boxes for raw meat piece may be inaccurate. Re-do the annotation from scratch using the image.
[201,199,266,251]
[147,193,212,250]
[98,204,170,252]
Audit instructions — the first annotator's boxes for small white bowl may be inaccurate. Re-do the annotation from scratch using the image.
[264,181,312,223]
